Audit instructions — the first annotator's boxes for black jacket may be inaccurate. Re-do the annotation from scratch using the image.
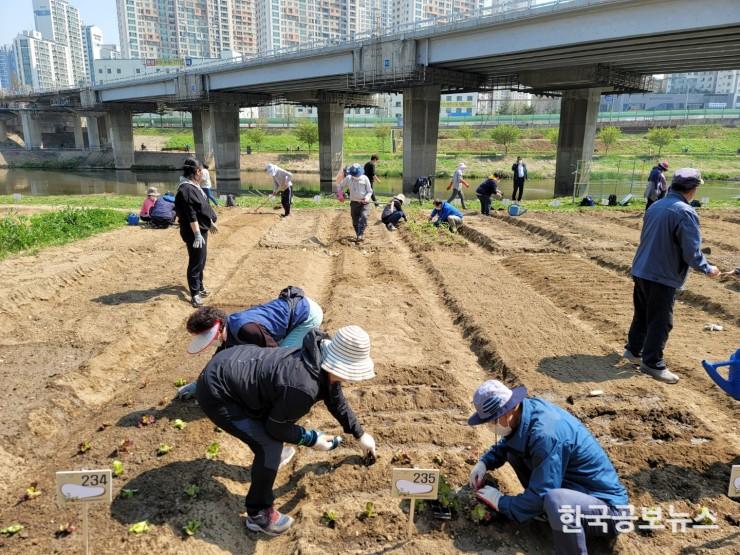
[476,178,499,197]
[196,329,364,444]
[175,178,217,241]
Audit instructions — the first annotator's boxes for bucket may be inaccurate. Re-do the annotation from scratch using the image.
[127,213,140,226]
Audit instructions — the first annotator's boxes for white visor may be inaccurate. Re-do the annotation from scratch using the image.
[187,322,221,354]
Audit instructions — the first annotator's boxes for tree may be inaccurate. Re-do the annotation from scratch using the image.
[295,119,318,153]
[646,127,675,156]
[373,123,391,153]
[244,127,266,151]
[497,100,512,115]
[457,123,474,146]
[545,128,559,146]
[490,125,520,155]
[597,126,622,155]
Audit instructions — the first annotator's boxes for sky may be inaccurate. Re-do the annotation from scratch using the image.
[0,0,120,47]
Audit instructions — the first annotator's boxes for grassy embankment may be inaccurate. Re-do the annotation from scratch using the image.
[149,125,740,180]
[0,207,126,260]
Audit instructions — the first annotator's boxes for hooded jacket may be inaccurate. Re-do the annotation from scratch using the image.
[175,177,217,240]
[196,329,364,444]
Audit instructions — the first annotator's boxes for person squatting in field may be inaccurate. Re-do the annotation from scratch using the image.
[177,286,323,399]
[429,198,464,232]
[194,325,377,535]
[381,194,407,231]
[265,163,293,217]
[468,380,629,555]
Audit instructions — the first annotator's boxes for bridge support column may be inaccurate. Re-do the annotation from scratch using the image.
[211,104,241,185]
[20,112,43,150]
[402,85,441,195]
[86,116,101,149]
[318,102,344,193]
[72,115,85,150]
[554,88,602,197]
[107,110,134,169]
[192,107,215,167]
[0,120,7,143]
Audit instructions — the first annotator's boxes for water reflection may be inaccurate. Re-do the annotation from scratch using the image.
[0,168,738,202]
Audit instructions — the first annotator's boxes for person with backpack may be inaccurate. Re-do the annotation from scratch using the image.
[266,163,293,217]
[644,160,669,210]
[446,162,470,208]
[429,198,463,232]
[381,194,407,231]
[194,325,377,535]
[476,173,504,216]
[149,191,177,228]
[174,158,218,307]
[139,187,159,222]
[511,156,528,201]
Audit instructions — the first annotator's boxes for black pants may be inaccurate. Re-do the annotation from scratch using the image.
[447,189,466,209]
[626,277,676,369]
[281,187,292,216]
[183,230,208,297]
[512,178,525,201]
[382,210,405,227]
[478,194,491,216]
[196,379,282,514]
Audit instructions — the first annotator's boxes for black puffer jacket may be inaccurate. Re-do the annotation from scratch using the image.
[196,329,364,444]
[174,178,217,241]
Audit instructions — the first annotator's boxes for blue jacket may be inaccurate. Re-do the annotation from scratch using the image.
[430,202,463,224]
[481,398,628,523]
[631,191,711,289]
[227,287,310,343]
[149,194,176,220]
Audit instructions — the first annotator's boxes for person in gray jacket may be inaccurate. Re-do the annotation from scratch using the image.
[266,163,293,217]
[624,168,720,383]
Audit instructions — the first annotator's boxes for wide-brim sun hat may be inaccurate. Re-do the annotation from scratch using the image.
[320,325,374,382]
[265,163,277,176]
[146,187,160,196]
[187,322,221,354]
[658,160,669,170]
[393,194,406,204]
[468,380,527,425]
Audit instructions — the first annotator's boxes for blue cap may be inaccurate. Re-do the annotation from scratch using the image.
[468,380,527,426]
[348,164,364,177]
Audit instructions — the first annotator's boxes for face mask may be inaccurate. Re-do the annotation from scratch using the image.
[490,421,512,437]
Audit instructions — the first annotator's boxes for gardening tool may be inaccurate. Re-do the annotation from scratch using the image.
[702,348,740,400]
[249,194,274,214]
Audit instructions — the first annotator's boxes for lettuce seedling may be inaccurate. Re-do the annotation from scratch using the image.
[0,524,23,536]
[184,484,200,498]
[77,440,92,454]
[22,482,41,501]
[111,460,124,477]
[54,523,76,538]
[138,414,156,427]
[174,378,188,387]
[183,520,201,537]
[119,489,137,499]
[358,501,376,521]
[114,438,134,457]
[321,510,338,529]
[172,419,187,430]
[157,444,173,456]
[205,442,220,460]
[128,521,150,534]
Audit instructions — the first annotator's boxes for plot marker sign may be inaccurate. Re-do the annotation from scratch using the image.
[391,468,439,537]
[56,469,112,555]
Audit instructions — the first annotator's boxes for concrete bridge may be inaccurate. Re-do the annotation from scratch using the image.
[2,0,739,195]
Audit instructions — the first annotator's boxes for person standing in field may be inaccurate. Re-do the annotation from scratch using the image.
[342,163,373,242]
[174,158,218,307]
[624,168,720,384]
[266,163,293,217]
[447,162,470,209]
[511,156,528,202]
[476,173,504,216]
[200,162,219,206]
[644,160,669,210]
[364,154,381,207]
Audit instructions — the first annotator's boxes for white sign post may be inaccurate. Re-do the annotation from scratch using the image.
[55,469,112,555]
[391,468,440,537]
[729,465,740,498]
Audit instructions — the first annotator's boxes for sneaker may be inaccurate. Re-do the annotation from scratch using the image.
[386,223,396,231]
[245,507,294,536]
[622,349,641,364]
[279,446,296,469]
[199,287,210,298]
[191,294,204,307]
[639,363,679,384]
[356,235,364,243]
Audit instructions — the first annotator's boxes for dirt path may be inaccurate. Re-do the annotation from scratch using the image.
[0,207,738,554]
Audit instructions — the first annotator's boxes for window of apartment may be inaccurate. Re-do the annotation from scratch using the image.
[136,68,140,73]
[98,68,102,74]
[107,68,111,74]
[116,68,121,74]
[456,95,462,101]
[467,95,473,101]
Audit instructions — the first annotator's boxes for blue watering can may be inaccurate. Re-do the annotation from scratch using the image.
[702,349,740,400]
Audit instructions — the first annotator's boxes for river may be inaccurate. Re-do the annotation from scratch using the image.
[1,168,739,202]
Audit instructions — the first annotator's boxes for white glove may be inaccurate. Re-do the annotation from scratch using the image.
[176,382,197,400]
[268,194,276,202]
[359,433,376,457]
[192,232,205,249]
[469,460,487,489]
[312,433,341,451]
[475,485,503,511]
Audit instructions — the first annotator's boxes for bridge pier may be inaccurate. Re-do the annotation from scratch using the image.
[554,88,603,197]
[107,110,134,169]
[0,120,7,143]
[402,85,441,195]
[85,116,101,149]
[192,107,215,167]
[72,116,85,150]
[318,102,344,193]
[211,104,241,184]
[20,112,43,150]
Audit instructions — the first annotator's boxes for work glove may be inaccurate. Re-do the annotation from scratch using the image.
[475,486,503,511]
[312,432,343,451]
[358,433,376,458]
[176,382,197,400]
[268,194,276,202]
[192,231,205,249]
[469,460,487,490]
[707,265,720,279]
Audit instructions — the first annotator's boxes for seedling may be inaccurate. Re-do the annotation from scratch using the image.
[172,419,187,430]
[111,460,124,477]
[138,414,156,427]
[157,443,173,456]
[205,442,220,460]
[77,440,92,454]
[174,378,188,387]
[432,453,445,466]
[119,489,138,499]
[321,510,339,529]
[358,501,376,521]
[184,484,200,498]
[694,506,716,525]
[391,451,412,465]
[0,523,23,536]
[183,520,201,537]
[114,438,134,457]
[470,503,495,524]
[22,482,42,501]
[128,521,150,534]
[54,523,76,538]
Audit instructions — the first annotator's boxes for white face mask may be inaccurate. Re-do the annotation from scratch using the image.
[490,421,512,437]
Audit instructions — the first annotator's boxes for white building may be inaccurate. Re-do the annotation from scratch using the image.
[32,0,87,85]
[81,25,103,81]
[390,0,483,28]
[0,45,17,91]
[93,56,218,85]
[14,30,74,91]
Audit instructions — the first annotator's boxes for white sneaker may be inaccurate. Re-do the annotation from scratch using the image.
[622,349,641,364]
[640,363,679,384]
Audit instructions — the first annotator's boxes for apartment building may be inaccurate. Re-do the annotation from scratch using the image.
[14,30,74,91]
[32,0,87,85]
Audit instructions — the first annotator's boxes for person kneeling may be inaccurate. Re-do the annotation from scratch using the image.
[467,380,629,555]
[381,194,407,231]
[195,326,377,535]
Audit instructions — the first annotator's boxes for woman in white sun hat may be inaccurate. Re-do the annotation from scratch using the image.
[194,326,377,537]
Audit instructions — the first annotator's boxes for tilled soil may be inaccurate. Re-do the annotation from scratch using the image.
[0,206,738,554]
